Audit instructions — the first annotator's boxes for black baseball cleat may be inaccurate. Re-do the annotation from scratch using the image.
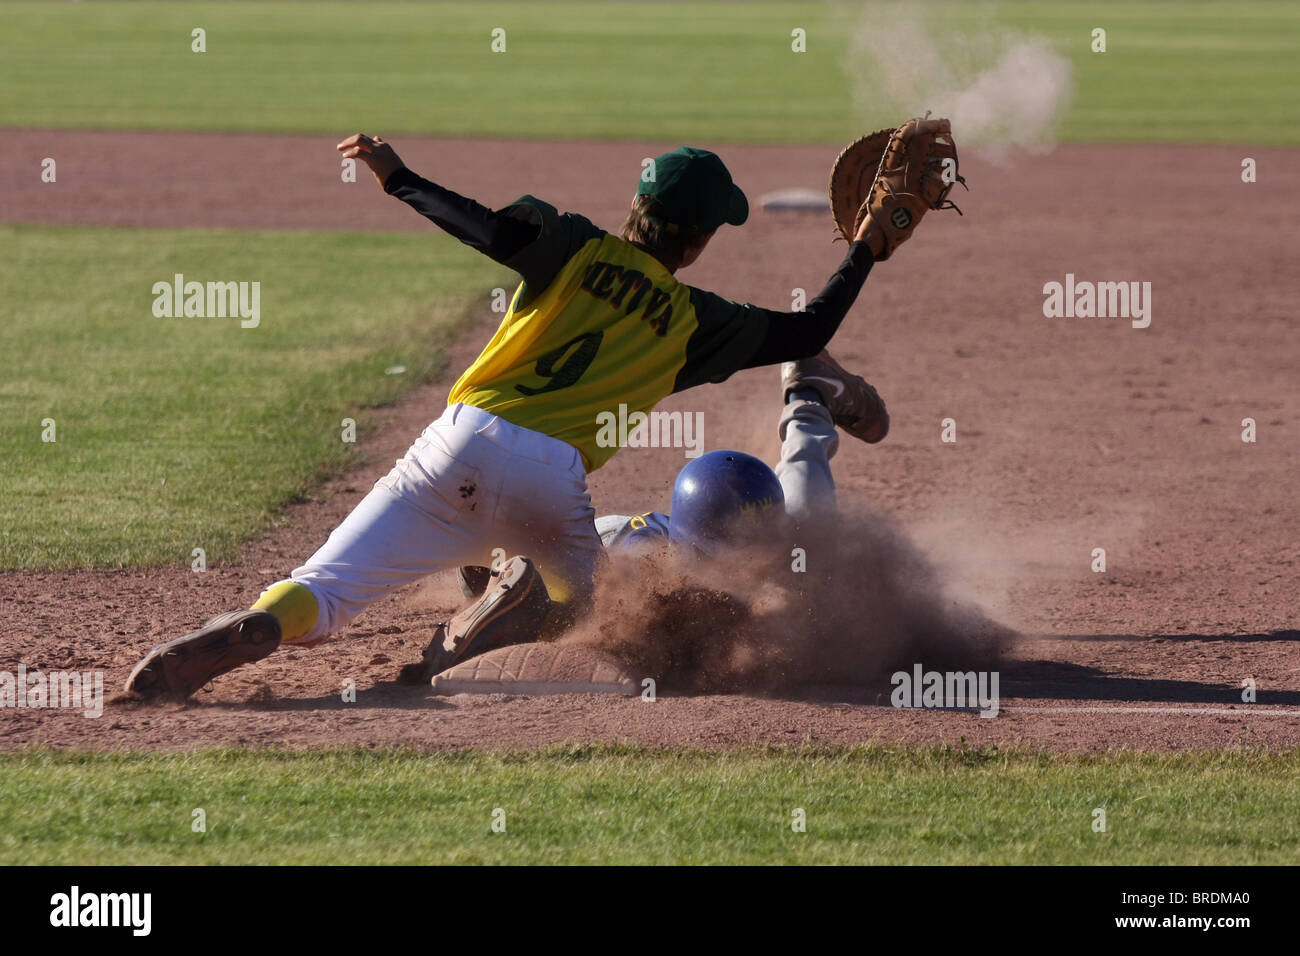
[781,348,889,443]
[400,556,552,685]
[123,609,282,702]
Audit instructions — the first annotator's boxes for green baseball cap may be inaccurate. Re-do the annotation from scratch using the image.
[636,146,748,235]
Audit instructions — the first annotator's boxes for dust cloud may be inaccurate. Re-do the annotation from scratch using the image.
[839,1,1074,157]
[562,506,1012,696]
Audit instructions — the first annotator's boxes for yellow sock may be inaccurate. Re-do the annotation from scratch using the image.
[251,581,320,645]
[540,571,572,605]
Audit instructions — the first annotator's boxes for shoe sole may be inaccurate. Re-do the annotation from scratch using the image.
[124,610,281,701]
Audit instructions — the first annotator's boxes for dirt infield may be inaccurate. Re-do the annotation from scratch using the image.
[2,130,1297,751]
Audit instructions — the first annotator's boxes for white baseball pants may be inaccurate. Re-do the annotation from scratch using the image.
[283,402,603,643]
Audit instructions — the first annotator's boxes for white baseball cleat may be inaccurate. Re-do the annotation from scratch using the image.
[781,349,889,443]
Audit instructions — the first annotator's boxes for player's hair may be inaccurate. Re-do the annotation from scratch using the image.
[620,195,700,272]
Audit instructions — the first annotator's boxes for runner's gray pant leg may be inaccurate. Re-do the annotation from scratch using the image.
[775,398,839,521]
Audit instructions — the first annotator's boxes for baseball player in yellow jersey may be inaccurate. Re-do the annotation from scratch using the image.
[124,133,893,700]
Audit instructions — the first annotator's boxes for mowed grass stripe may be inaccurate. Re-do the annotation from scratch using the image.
[0,1,1295,144]
[2,746,1298,865]
[0,225,505,569]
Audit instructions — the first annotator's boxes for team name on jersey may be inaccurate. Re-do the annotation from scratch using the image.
[579,260,674,336]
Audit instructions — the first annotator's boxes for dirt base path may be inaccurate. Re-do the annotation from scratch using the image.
[2,130,1298,751]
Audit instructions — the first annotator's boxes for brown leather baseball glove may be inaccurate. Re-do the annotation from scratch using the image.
[829,114,966,260]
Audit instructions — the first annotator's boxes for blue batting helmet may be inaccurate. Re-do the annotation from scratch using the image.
[668,450,784,554]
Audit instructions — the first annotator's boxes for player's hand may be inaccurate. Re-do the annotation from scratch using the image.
[854,212,887,259]
[336,133,405,188]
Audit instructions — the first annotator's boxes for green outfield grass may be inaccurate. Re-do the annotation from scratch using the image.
[2,745,1298,864]
[0,225,505,569]
[0,1,1296,145]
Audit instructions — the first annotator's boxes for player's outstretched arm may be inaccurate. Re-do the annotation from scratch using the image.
[335,132,538,265]
[736,238,879,369]
[728,174,907,372]
[673,239,879,394]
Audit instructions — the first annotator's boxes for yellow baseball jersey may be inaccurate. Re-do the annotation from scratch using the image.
[447,196,769,470]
